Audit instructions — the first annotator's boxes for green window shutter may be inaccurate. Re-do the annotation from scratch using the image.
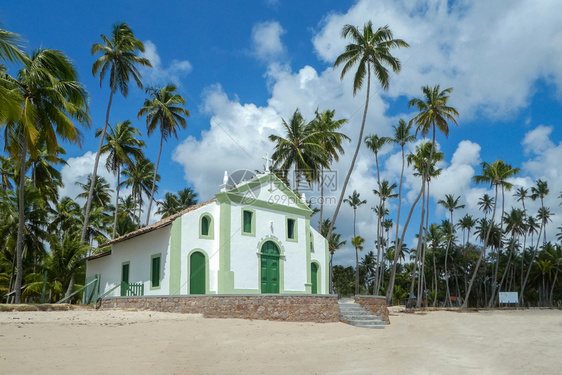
[201,216,209,236]
[311,263,318,294]
[122,263,129,284]
[243,211,252,233]
[151,256,160,288]
[287,219,295,239]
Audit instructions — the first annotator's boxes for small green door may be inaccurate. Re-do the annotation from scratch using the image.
[190,252,206,294]
[261,241,280,293]
[121,263,129,296]
[311,263,318,294]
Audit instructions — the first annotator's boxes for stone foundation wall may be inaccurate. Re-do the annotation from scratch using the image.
[354,295,390,324]
[100,295,340,323]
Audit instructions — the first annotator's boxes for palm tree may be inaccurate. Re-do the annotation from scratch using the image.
[0,156,15,190]
[478,194,494,219]
[385,119,416,302]
[177,188,198,210]
[138,83,189,225]
[27,141,67,206]
[438,194,465,305]
[351,235,365,294]
[156,192,181,218]
[309,109,349,225]
[120,156,159,226]
[269,109,324,193]
[0,27,26,124]
[405,142,444,307]
[328,22,408,242]
[49,196,82,238]
[514,187,529,213]
[457,214,477,246]
[464,160,520,307]
[85,22,151,242]
[344,190,367,295]
[372,180,397,294]
[320,219,347,293]
[8,49,90,303]
[388,85,459,304]
[76,175,113,210]
[96,120,145,238]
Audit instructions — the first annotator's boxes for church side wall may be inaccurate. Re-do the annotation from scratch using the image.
[86,226,172,297]
[311,228,329,294]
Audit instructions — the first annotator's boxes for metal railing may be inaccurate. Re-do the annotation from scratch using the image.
[120,282,144,297]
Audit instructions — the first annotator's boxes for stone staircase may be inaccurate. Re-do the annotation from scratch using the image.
[338,298,387,329]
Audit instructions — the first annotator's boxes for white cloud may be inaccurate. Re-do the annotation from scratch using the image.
[170,1,562,265]
[173,85,281,200]
[522,125,554,155]
[251,21,287,62]
[60,152,115,205]
[141,40,192,84]
[312,0,562,119]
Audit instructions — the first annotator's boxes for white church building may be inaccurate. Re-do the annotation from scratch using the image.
[85,170,329,297]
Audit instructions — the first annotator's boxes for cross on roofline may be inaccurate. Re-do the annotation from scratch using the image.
[262,153,273,173]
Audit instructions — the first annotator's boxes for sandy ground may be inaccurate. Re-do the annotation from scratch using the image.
[1,308,561,375]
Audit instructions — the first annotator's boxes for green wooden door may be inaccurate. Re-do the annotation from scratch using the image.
[121,263,129,296]
[190,252,206,294]
[261,241,280,293]
[311,263,318,294]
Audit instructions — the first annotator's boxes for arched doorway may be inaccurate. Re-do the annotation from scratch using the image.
[190,251,206,294]
[311,263,318,294]
[260,241,280,293]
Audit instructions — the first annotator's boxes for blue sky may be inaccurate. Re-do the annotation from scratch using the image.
[2,0,562,267]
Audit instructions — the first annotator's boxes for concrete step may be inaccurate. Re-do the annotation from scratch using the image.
[338,299,387,329]
[345,314,384,321]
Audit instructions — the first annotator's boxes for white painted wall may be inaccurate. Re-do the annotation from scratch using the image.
[85,226,172,297]
[179,202,220,294]
[311,228,328,294]
[248,179,302,209]
[230,202,307,292]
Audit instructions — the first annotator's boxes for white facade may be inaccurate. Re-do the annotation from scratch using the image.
[86,173,329,297]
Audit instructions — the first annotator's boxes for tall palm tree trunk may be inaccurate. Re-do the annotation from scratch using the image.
[327,66,370,241]
[389,145,406,300]
[418,180,431,308]
[14,132,27,304]
[549,268,558,306]
[496,239,515,303]
[387,185,424,304]
[146,132,163,226]
[463,185,499,308]
[82,82,115,243]
[374,212,382,294]
[520,222,544,304]
[112,166,121,239]
[408,183,426,308]
[353,209,359,295]
[488,187,506,307]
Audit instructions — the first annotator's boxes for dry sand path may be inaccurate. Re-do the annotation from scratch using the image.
[1,308,561,374]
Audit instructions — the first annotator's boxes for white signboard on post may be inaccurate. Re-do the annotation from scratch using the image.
[499,292,518,304]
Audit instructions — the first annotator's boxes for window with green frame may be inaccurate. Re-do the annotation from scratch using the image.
[243,210,252,233]
[287,218,296,239]
[151,255,161,289]
[201,216,210,236]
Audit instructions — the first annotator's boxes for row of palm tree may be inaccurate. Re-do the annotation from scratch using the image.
[332,184,562,308]
[0,23,191,303]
